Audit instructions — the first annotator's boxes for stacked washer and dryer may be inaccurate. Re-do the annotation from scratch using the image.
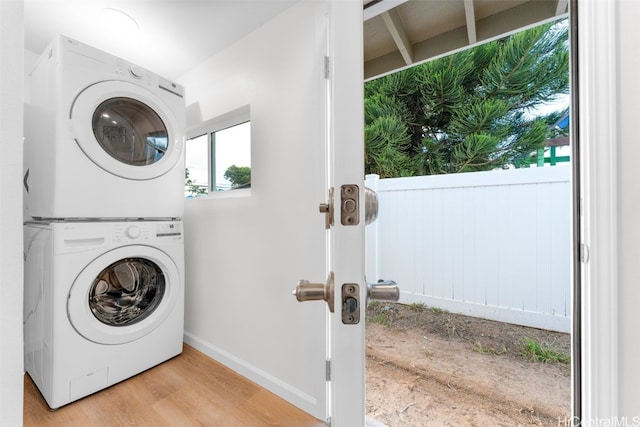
[23,35,186,409]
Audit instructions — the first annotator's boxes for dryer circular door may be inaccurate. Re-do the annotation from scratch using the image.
[70,81,183,180]
[67,245,182,345]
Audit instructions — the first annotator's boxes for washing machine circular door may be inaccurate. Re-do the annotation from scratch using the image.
[67,245,182,345]
[70,81,183,180]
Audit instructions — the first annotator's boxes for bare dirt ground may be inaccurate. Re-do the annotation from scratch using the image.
[365,303,571,427]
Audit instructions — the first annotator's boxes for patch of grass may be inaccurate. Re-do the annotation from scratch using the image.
[408,302,427,312]
[368,301,382,309]
[370,313,392,327]
[520,338,570,364]
[473,341,507,356]
[430,306,447,314]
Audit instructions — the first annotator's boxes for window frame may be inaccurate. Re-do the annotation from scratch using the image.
[185,105,251,198]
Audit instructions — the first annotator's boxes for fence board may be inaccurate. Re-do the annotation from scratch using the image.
[366,166,571,333]
[536,182,552,315]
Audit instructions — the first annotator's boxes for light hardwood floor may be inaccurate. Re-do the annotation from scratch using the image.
[24,344,327,426]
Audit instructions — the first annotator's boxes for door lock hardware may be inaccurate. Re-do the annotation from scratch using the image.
[364,186,378,225]
[318,187,334,229]
[367,279,400,305]
[341,283,360,324]
[341,280,399,325]
[293,272,335,312]
[340,184,359,226]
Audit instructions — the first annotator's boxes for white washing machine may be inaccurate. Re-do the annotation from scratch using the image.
[24,35,185,220]
[23,220,184,409]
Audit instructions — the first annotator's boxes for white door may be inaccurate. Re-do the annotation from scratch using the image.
[325,2,369,425]
[181,1,367,426]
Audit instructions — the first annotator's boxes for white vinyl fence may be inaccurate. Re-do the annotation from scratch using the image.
[365,166,571,333]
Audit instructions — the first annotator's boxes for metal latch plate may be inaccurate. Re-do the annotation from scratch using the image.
[340,185,359,226]
[341,283,360,324]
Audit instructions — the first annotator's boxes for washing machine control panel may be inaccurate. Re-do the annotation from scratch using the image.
[112,223,150,243]
[125,225,141,239]
[111,222,182,243]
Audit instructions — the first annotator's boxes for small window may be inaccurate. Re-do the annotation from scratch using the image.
[185,106,251,198]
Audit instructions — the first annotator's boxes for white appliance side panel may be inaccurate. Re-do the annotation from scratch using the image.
[23,225,53,401]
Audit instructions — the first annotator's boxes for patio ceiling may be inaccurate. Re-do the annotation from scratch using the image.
[363,0,569,80]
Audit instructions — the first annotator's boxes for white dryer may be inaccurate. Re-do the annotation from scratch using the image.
[23,220,184,409]
[24,35,185,220]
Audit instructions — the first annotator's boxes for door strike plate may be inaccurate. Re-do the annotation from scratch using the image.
[340,184,359,226]
[341,283,360,324]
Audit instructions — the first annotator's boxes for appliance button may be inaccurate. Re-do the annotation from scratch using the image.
[125,225,141,239]
[129,65,144,79]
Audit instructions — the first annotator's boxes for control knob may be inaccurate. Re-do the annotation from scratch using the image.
[129,65,144,79]
[125,225,141,239]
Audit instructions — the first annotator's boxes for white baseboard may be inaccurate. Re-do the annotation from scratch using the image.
[182,331,320,416]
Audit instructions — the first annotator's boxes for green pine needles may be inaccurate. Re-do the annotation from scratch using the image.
[364,19,570,177]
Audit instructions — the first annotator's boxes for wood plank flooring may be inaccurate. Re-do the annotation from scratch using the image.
[24,344,327,426]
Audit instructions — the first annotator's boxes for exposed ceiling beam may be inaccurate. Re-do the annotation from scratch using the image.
[365,0,562,80]
[364,0,409,22]
[381,9,413,65]
[464,0,477,44]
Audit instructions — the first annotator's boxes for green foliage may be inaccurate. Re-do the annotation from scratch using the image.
[473,341,507,356]
[520,338,570,364]
[408,302,427,312]
[224,165,251,188]
[369,312,393,327]
[364,19,569,177]
[185,168,207,196]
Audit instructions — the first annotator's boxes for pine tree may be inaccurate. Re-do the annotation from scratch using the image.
[364,19,569,177]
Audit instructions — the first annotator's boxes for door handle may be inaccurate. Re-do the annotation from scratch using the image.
[293,274,399,323]
[364,186,378,225]
[293,272,335,312]
[367,279,399,304]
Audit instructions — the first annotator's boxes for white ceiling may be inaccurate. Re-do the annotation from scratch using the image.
[24,0,568,82]
[24,0,297,81]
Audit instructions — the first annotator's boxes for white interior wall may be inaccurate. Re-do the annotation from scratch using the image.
[23,49,38,103]
[0,1,24,426]
[175,2,328,417]
[616,0,640,416]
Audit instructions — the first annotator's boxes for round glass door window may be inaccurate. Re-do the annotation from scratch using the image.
[89,258,165,326]
[92,97,168,166]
